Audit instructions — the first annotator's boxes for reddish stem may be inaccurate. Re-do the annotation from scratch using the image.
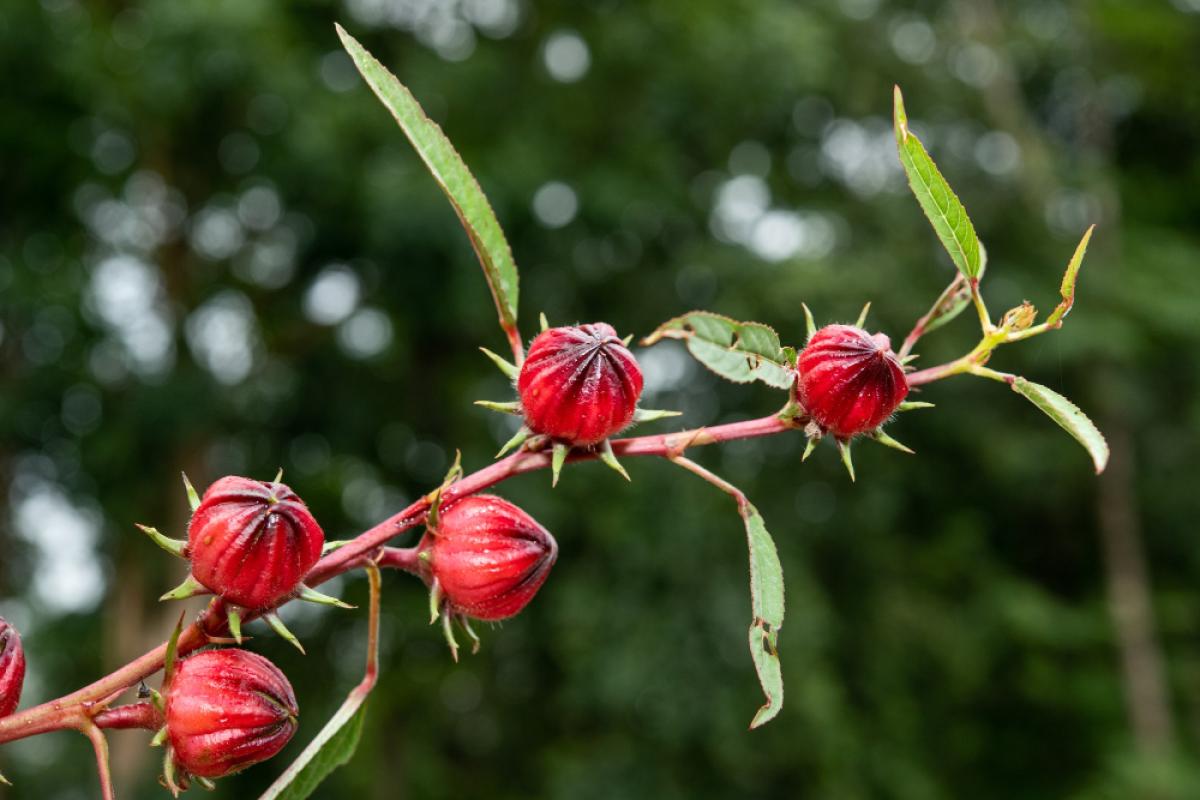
[93,702,163,732]
[378,546,423,576]
[504,323,525,367]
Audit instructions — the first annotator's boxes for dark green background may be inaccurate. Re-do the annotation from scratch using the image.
[2,1,1199,797]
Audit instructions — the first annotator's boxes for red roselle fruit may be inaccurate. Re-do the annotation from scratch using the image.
[187,476,324,610]
[166,649,298,779]
[517,323,644,446]
[421,495,558,621]
[0,617,25,718]
[795,324,909,438]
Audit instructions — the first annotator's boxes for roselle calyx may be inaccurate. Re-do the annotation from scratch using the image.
[795,324,909,439]
[420,494,558,622]
[186,476,325,611]
[517,322,644,447]
[0,617,25,718]
[164,649,298,782]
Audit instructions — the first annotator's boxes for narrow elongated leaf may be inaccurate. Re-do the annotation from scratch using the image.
[1011,377,1109,473]
[893,86,983,280]
[259,701,368,800]
[337,24,519,329]
[644,312,794,389]
[1046,225,1095,326]
[741,502,785,728]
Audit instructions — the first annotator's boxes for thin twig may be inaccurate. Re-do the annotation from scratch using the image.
[81,722,115,800]
[504,324,525,367]
[669,456,749,512]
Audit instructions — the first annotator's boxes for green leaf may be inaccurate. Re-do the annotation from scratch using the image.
[1046,224,1095,327]
[893,86,984,280]
[740,502,785,728]
[258,702,368,800]
[644,312,794,389]
[337,24,520,330]
[1011,377,1109,474]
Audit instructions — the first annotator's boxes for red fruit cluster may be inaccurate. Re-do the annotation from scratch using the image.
[187,476,324,610]
[0,617,25,718]
[422,495,558,621]
[518,323,643,446]
[795,324,909,438]
[166,649,298,779]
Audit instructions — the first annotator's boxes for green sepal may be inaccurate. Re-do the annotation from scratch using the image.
[776,397,805,426]
[164,611,186,686]
[227,607,243,644]
[900,354,920,366]
[496,425,532,458]
[622,334,633,347]
[855,301,871,328]
[631,408,682,424]
[0,770,11,786]
[322,540,350,555]
[297,583,356,609]
[136,524,187,559]
[428,578,443,625]
[426,450,464,531]
[598,440,631,482]
[150,725,169,748]
[870,429,915,455]
[479,347,519,381]
[801,438,818,462]
[539,311,550,332]
[148,689,165,714]
[441,449,463,486]
[195,776,217,791]
[441,608,461,662]
[181,472,201,512]
[802,303,817,340]
[551,442,569,487]
[427,494,442,531]
[265,612,305,655]
[163,748,183,798]
[461,616,482,655]
[897,401,935,411]
[474,399,523,415]
[836,439,856,482]
[159,574,208,602]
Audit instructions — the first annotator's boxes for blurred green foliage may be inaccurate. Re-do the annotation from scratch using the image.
[2,1,1199,798]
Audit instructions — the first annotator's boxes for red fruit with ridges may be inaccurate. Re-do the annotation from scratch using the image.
[166,649,298,779]
[795,324,909,438]
[517,323,643,446]
[187,476,324,610]
[421,495,558,621]
[0,617,25,718]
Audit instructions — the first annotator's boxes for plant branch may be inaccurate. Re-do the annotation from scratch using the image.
[360,563,382,692]
[669,456,749,512]
[969,278,993,333]
[0,413,795,747]
[378,546,423,576]
[93,703,163,732]
[82,722,116,800]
